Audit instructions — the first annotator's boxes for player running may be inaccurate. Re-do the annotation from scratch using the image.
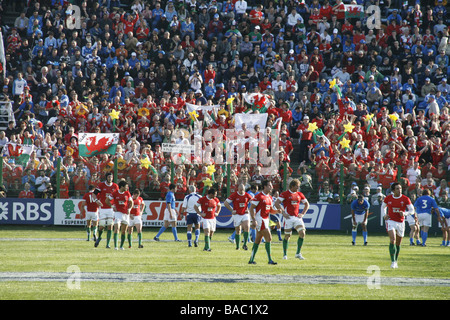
[81,184,102,241]
[128,189,145,248]
[224,184,253,250]
[94,172,119,248]
[248,180,281,265]
[382,182,415,269]
[195,188,221,252]
[350,194,370,246]
[180,185,202,247]
[107,180,133,250]
[414,189,440,246]
[274,179,310,260]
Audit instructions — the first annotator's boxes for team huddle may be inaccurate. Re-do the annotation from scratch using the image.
[81,174,449,267]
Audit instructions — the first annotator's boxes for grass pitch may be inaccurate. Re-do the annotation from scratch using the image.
[0,225,449,300]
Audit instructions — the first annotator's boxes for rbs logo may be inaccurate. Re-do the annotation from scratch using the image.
[0,199,53,224]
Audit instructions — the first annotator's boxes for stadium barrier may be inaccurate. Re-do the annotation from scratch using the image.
[0,198,444,234]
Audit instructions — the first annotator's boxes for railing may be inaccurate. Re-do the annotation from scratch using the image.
[4,152,447,206]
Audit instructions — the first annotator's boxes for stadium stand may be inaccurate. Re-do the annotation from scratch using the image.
[0,0,449,205]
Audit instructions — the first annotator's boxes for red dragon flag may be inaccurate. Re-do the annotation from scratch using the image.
[4,143,35,166]
[344,4,364,19]
[78,133,119,157]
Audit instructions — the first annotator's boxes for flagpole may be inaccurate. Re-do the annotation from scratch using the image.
[56,158,61,198]
[226,164,231,198]
[0,156,3,190]
[114,158,118,184]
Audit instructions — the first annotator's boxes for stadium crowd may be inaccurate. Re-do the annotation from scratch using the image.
[0,0,449,206]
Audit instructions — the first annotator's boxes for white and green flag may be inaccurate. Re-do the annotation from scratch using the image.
[78,133,119,157]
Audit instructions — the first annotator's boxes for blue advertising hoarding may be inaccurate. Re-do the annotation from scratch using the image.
[0,198,341,230]
[217,203,341,230]
[0,198,54,225]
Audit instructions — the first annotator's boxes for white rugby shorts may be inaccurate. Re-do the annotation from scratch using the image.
[417,213,432,227]
[353,214,366,226]
[233,213,250,227]
[85,211,99,221]
[129,215,142,227]
[164,208,177,222]
[202,218,216,232]
[284,215,305,231]
[386,220,405,237]
[114,212,130,226]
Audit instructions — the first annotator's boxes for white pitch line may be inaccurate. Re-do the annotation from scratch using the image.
[0,272,449,287]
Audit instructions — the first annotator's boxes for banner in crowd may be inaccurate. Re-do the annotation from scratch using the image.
[234,113,269,131]
[242,93,273,113]
[185,103,220,114]
[78,133,119,157]
[3,143,35,166]
[161,143,194,154]
[344,4,364,19]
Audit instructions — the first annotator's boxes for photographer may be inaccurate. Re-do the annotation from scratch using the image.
[35,169,51,198]
[188,70,203,92]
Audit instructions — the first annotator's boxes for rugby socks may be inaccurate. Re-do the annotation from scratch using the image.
[86,226,91,241]
[127,234,132,247]
[230,231,236,241]
[106,230,112,247]
[283,239,288,256]
[395,245,400,261]
[114,233,118,248]
[187,231,192,246]
[172,227,179,241]
[297,237,304,254]
[265,242,273,262]
[249,243,259,263]
[250,228,256,242]
[352,231,357,243]
[138,233,142,246]
[204,236,211,250]
[421,232,428,246]
[155,226,166,239]
[195,229,200,243]
[362,231,367,243]
[243,231,249,246]
[120,234,125,248]
[277,228,282,241]
[235,234,241,249]
[389,243,396,262]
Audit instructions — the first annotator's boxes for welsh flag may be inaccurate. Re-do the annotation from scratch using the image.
[345,4,364,19]
[242,93,272,113]
[4,143,35,166]
[78,133,119,157]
